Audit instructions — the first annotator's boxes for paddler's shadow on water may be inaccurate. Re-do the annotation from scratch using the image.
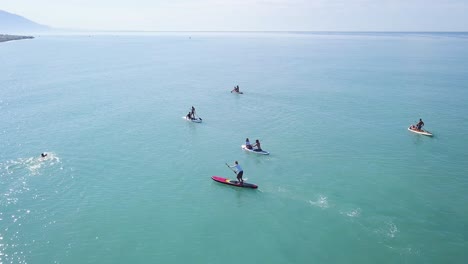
[410,134,435,145]
[256,156,271,164]
[183,119,203,135]
[233,186,260,207]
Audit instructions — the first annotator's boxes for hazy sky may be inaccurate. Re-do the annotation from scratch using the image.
[2,0,468,31]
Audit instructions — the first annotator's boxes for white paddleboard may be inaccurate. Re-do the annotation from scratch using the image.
[408,127,433,136]
[182,116,202,123]
[241,144,270,155]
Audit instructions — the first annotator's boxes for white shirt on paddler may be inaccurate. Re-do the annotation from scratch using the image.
[231,164,243,173]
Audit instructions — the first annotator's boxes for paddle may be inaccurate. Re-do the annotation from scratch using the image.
[225,163,236,174]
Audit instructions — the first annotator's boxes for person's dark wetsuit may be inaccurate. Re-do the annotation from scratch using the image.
[416,119,424,130]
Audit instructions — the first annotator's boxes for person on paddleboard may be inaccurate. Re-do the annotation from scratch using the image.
[245,138,253,149]
[252,139,262,151]
[228,161,244,184]
[191,106,196,118]
[231,85,240,93]
[416,119,424,130]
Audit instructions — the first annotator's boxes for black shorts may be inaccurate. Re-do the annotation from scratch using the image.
[237,171,243,178]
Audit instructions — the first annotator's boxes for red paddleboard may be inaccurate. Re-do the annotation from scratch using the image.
[211,176,258,189]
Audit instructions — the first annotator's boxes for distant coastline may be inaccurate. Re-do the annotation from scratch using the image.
[0,34,34,43]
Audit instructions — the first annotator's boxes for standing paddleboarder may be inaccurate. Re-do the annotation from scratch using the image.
[227,161,244,184]
[191,106,196,119]
[416,118,425,130]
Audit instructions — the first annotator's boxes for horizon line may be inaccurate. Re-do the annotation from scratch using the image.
[48,29,468,33]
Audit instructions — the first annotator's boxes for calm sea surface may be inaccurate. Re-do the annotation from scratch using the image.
[1,32,468,263]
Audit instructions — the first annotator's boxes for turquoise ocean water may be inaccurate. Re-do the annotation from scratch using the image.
[1,32,468,263]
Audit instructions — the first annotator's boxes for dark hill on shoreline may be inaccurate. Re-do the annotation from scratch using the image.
[0,10,50,33]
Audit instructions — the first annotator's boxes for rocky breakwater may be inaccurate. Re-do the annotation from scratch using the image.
[0,34,34,43]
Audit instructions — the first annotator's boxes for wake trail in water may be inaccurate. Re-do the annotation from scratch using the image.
[0,153,63,264]
[1,153,60,176]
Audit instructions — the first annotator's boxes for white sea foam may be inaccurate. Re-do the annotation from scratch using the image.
[387,221,398,238]
[342,208,361,217]
[277,187,287,192]
[1,153,60,176]
[308,195,329,208]
[374,221,399,239]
